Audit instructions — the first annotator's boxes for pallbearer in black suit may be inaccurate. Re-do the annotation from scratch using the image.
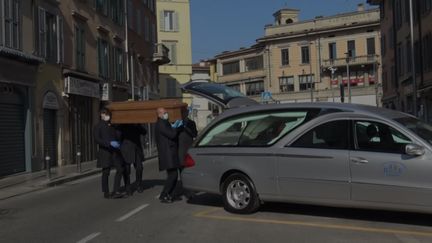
[155,107,182,203]
[120,124,147,194]
[94,108,124,199]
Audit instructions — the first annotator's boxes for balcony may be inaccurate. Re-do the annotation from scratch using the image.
[322,55,379,68]
[152,43,170,65]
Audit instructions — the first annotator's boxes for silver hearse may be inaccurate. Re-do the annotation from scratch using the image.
[181,81,432,214]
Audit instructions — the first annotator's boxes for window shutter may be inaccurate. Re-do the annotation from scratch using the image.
[38,7,46,57]
[171,43,177,64]
[173,12,179,31]
[57,16,64,63]
[159,11,165,31]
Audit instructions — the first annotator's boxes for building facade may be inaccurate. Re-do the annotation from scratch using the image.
[368,0,432,122]
[156,0,192,101]
[214,5,383,106]
[0,0,167,177]
[0,0,43,176]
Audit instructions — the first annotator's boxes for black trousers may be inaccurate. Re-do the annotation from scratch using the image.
[123,161,143,189]
[160,168,178,197]
[101,162,124,193]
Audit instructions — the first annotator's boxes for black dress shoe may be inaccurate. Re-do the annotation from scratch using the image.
[111,192,125,199]
[159,196,173,203]
[103,192,110,199]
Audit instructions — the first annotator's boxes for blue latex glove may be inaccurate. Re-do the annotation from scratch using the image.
[171,120,183,128]
[110,141,120,148]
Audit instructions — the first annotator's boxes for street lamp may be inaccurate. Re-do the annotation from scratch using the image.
[345,51,352,103]
[328,66,337,102]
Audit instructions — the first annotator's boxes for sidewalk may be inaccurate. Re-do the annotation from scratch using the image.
[0,161,100,201]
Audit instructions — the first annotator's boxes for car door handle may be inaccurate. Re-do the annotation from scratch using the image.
[351,157,369,164]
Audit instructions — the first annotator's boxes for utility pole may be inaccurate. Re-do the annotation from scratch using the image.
[309,41,314,102]
[125,0,134,100]
[345,52,352,103]
[409,0,417,116]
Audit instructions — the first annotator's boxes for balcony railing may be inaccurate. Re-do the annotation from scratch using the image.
[152,43,170,65]
[322,55,379,68]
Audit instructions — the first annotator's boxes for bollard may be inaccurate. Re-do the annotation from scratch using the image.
[45,150,51,180]
[76,145,82,173]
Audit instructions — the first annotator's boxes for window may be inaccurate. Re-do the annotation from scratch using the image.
[127,0,134,30]
[279,76,294,92]
[406,39,412,72]
[166,79,177,97]
[227,84,241,92]
[38,8,63,63]
[113,47,124,82]
[281,48,289,66]
[291,120,349,150]
[198,110,313,147]
[222,61,240,75]
[95,0,108,16]
[395,117,432,145]
[245,56,263,72]
[136,9,142,35]
[151,22,156,44]
[396,43,404,77]
[329,42,336,60]
[98,38,109,79]
[144,16,150,42]
[1,0,20,49]
[161,10,178,32]
[347,40,356,58]
[299,74,314,91]
[422,33,432,71]
[420,0,432,15]
[355,121,411,153]
[301,46,310,64]
[395,0,402,29]
[245,81,264,96]
[163,41,177,64]
[110,0,124,25]
[367,38,376,55]
[75,23,85,71]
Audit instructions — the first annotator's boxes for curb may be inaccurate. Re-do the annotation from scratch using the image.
[45,169,102,187]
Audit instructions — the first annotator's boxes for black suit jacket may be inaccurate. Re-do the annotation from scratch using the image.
[93,121,122,168]
[155,118,180,171]
[120,125,147,164]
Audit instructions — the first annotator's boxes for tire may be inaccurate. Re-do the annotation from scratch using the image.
[221,173,260,214]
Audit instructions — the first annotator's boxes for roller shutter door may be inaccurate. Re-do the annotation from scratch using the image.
[0,91,25,177]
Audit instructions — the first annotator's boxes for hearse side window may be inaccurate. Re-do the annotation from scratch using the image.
[291,120,349,150]
[197,109,333,147]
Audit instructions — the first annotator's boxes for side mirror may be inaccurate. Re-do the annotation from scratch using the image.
[405,144,425,156]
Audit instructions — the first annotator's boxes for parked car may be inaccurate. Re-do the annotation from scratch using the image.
[181,81,432,214]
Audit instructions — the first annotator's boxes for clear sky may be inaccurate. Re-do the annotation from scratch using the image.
[190,0,375,63]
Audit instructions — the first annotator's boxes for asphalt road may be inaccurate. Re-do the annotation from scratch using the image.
[1,159,432,243]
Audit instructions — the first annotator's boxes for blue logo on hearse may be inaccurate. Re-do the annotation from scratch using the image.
[383,162,407,177]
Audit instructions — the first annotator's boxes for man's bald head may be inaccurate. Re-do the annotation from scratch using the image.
[157,107,167,119]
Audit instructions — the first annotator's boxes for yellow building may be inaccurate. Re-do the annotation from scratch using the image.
[214,5,383,106]
[156,0,192,101]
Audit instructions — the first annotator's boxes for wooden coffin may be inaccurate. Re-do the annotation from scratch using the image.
[107,99,187,124]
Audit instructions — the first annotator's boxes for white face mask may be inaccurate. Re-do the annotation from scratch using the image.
[162,113,169,120]
[102,115,110,121]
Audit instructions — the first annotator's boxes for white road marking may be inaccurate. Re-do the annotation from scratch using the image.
[116,204,149,222]
[76,232,101,243]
